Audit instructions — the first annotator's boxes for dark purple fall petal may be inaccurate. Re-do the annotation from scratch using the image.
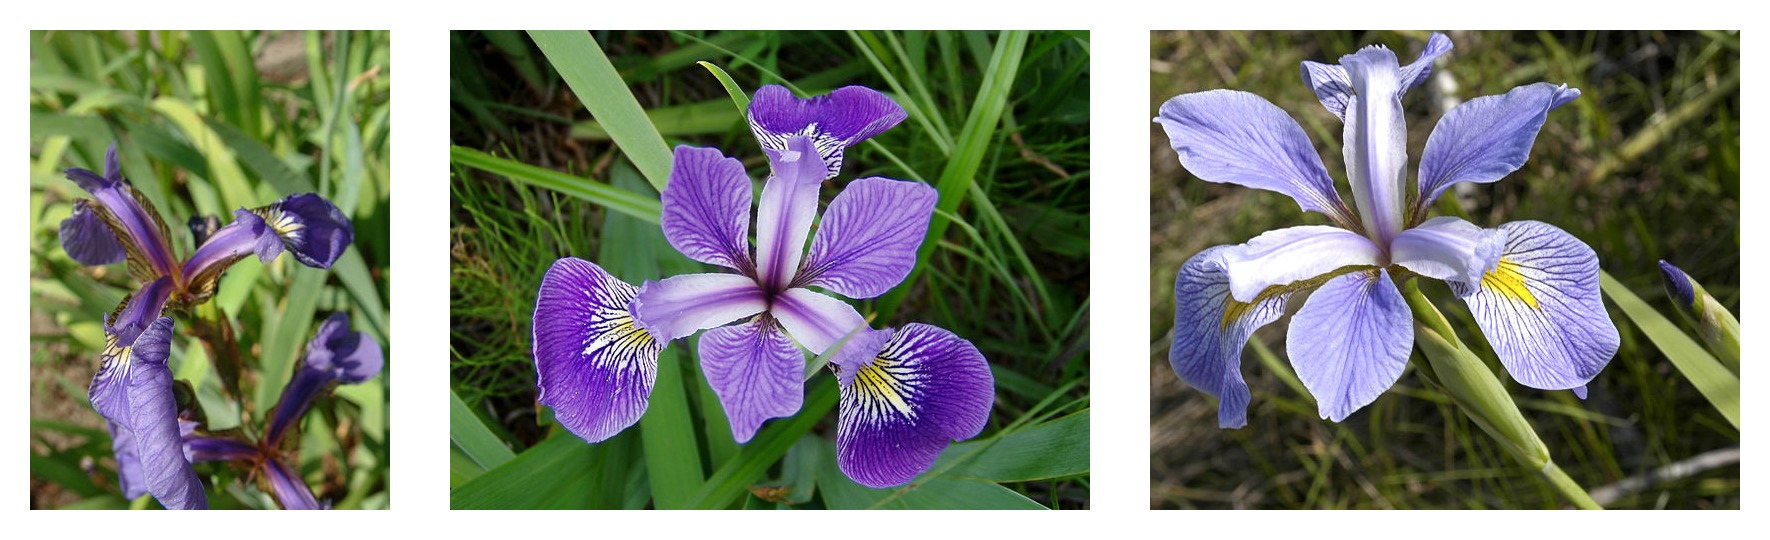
[836,323,994,488]
[752,136,827,292]
[254,193,354,269]
[630,273,768,343]
[108,421,148,499]
[1155,90,1356,226]
[1286,269,1413,422]
[798,177,936,299]
[748,85,906,179]
[121,317,208,509]
[1415,82,1581,210]
[533,258,663,444]
[1169,246,1294,428]
[771,287,868,355]
[662,145,754,271]
[265,312,385,445]
[264,459,322,510]
[59,199,126,265]
[699,319,804,443]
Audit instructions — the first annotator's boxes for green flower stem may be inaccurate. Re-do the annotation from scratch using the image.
[1402,280,1601,509]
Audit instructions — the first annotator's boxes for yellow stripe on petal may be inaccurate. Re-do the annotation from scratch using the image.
[1481,259,1539,309]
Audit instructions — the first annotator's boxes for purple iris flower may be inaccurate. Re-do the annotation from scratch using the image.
[89,288,206,509]
[534,85,994,488]
[1156,33,1620,427]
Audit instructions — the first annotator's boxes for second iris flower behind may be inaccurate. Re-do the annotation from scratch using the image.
[534,85,994,489]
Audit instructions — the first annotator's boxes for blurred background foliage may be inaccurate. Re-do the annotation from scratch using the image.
[1150,30,1738,509]
[29,30,391,509]
[449,30,1089,509]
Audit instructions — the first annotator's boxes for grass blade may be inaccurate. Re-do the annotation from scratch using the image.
[528,30,673,191]
[449,146,661,223]
[1599,271,1740,428]
[450,389,515,472]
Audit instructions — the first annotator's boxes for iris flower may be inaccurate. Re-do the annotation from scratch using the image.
[534,85,993,488]
[1156,33,1619,426]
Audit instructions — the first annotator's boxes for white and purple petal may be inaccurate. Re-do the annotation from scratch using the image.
[1218,225,1385,303]
[1416,82,1581,209]
[1169,246,1294,428]
[1286,269,1414,422]
[1155,90,1355,225]
[836,323,994,488]
[748,85,906,179]
[1340,46,1410,244]
[122,317,208,509]
[752,136,827,292]
[798,177,936,299]
[533,258,663,444]
[1448,221,1619,391]
[662,145,754,271]
[59,199,126,266]
[1301,33,1452,119]
[699,319,804,443]
[771,287,868,355]
[630,272,768,343]
[254,193,354,269]
[1390,216,1504,290]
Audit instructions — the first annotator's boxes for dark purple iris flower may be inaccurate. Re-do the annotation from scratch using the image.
[1156,33,1619,427]
[534,85,995,488]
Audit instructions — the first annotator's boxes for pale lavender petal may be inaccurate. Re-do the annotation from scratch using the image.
[752,136,826,291]
[123,317,208,509]
[1397,33,1454,92]
[748,85,906,179]
[837,323,994,488]
[699,320,803,443]
[1286,269,1413,422]
[1155,90,1355,225]
[265,459,321,510]
[1390,216,1505,290]
[630,272,768,342]
[533,258,663,444]
[799,177,935,299]
[1218,225,1385,303]
[1573,386,1589,400]
[60,199,126,266]
[1341,46,1409,244]
[1169,246,1294,428]
[254,193,354,269]
[1416,83,1581,209]
[1301,33,1452,119]
[662,145,754,271]
[771,287,868,355]
[108,421,147,499]
[1448,221,1619,391]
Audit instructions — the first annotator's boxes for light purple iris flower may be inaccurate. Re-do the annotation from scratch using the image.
[1156,33,1620,427]
[89,291,206,509]
[534,85,994,488]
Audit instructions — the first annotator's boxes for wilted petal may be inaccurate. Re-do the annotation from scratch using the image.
[1390,216,1504,290]
[1301,33,1452,119]
[771,287,868,355]
[1218,225,1384,303]
[533,258,663,444]
[265,459,321,510]
[1155,90,1354,225]
[748,85,906,179]
[265,312,385,445]
[108,421,147,499]
[699,319,803,443]
[1341,46,1409,244]
[630,273,768,342]
[1169,246,1294,428]
[662,145,754,271]
[837,323,994,488]
[1448,221,1619,391]
[122,317,208,510]
[180,209,284,303]
[252,193,354,268]
[1287,269,1413,422]
[60,199,126,266]
[753,136,826,291]
[799,177,935,299]
[1416,83,1581,208]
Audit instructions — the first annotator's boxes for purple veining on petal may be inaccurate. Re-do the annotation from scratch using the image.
[752,136,827,292]
[1416,82,1581,212]
[698,319,804,443]
[60,199,127,266]
[1286,269,1414,422]
[254,193,354,269]
[1340,46,1410,245]
[1155,90,1355,225]
[108,421,148,499]
[771,287,868,355]
[748,85,907,179]
[65,151,178,279]
[1302,33,1452,120]
[533,257,662,444]
[1218,225,1385,303]
[121,317,208,509]
[630,272,768,343]
[836,323,994,488]
[662,145,755,272]
[798,177,935,299]
[1169,246,1294,428]
[180,209,284,300]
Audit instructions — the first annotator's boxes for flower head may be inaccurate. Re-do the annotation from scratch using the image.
[1157,33,1619,426]
[266,312,385,446]
[89,296,206,509]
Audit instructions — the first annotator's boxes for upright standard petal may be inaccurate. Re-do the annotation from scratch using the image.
[1448,221,1619,391]
[1390,216,1505,290]
[752,136,827,291]
[630,273,768,342]
[1286,269,1413,422]
[60,199,126,266]
[264,459,322,510]
[1340,46,1410,244]
[699,320,804,443]
[771,287,868,355]
[533,258,663,444]
[748,85,907,179]
[798,177,936,299]
[1217,225,1385,303]
[1415,83,1581,210]
[251,193,354,268]
[122,317,208,509]
[662,145,755,271]
[1168,246,1293,428]
[1301,33,1452,119]
[1156,90,1355,226]
[180,209,285,304]
[836,323,994,488]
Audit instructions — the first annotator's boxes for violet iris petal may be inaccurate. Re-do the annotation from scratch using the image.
[1416,82,1582,209]
[835,323,994,488]
[184,435,259,463]
[1155,90,1355,226]
[1286,269,1414,421]
[748,85,907,179]
[1169,247,1294,428]
[265,459,321,510]
[63,144,178,280]
[181,209,284,302]
[770,288,868,355]
[1447,221,1619,391]
[107,421,148,499]
[96,317,208,509]
[1389,216,1505,290]
[265,312,385,445]
[629,273,769,343]
[1301,33,1452,120]
[533,258,662,443]
[799,177,936,299]
[752,136,827,291]
[1340,45,1410,245]
[1217,225,1384,303]
[60,199,127,265]
[699,320,804,443]
[253,193,353,269]
[661,145,754,272]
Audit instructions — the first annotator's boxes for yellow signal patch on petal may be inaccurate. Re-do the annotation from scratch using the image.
[1481,259,1539,309]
